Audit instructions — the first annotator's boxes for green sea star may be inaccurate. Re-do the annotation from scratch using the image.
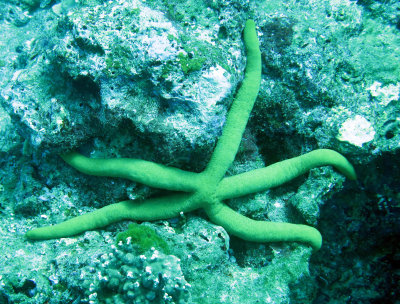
[25,20,356,250]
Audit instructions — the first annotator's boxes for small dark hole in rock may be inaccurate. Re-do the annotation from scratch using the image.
[385,130,395,139]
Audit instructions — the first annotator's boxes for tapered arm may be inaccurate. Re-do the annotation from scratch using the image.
[205,200,322,250]
[204,19,261,183]
[61,152,200,192]
[25,193,199,240]
[216,149,356,200]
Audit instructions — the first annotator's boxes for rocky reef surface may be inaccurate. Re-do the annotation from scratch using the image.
[0,0,399,303]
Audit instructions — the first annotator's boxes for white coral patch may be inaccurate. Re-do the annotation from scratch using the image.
[337,115,375,147]
[200,65,231,108]
[367,81,400,106]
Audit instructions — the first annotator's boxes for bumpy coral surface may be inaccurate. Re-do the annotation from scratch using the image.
[77,242,191,304]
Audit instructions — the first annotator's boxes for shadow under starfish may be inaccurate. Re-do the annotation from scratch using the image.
[26,20,356,251]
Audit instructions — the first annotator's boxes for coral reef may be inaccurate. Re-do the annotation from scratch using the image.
[0,0,399,303]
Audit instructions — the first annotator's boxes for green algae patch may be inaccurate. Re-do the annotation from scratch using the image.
[177,52,206,74]
[116,223,170,254]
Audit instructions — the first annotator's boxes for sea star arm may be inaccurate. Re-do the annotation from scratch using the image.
[61,151,200,192]
[206,200,322,250]
[25,193,200,240]
[216,149,357,200]
[203,19,261,183]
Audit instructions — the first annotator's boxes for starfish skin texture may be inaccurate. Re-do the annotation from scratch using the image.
[25,20,356,250]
